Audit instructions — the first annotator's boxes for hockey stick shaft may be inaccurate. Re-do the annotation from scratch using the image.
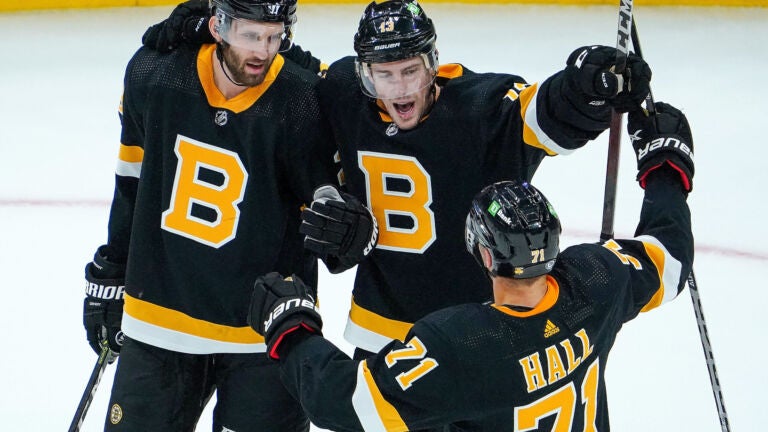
[687,271,731,431]
[627,17,731,432]
[68,341,116,432]
[600,0,633,242]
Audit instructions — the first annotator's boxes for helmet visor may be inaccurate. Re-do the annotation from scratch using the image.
[356,53,437,100]
[216,11,289,53]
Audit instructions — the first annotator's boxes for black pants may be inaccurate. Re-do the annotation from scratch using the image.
[105,337,308,431]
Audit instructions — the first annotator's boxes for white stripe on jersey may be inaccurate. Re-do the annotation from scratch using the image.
[344,318,397,353]
[523,84,576,156]
[116,160,141,178]
[636,234,684,307]
[121,313,267,354]
[352,361,389,432]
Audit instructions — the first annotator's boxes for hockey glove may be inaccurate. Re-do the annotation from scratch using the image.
[300,185,378,273]
[141,0,213,53]
[628,102,694,192]
[248,272,322,360]
[83,245,125,357]
[565,45,652,113]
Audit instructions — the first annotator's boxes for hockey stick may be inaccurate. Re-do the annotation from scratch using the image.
[629,19,732,432]
[600,0,633,242]
[687,271,731,431]
[68,340,117,432]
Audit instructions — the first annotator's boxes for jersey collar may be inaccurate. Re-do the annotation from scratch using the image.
[491,275,560,318]
[197,44,284,113]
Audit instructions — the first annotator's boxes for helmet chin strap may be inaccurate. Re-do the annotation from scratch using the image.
[216,43,247,87]
[419,81,438,121]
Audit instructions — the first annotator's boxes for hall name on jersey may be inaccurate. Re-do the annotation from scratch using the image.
[518,328,594,393]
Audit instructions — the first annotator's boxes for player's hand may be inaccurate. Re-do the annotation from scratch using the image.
[565,45,652,112]
[300,185,378,269]
[142,0,213,52]
[628,102,694,191]
[83,246,125,358]
[248,273,322,360]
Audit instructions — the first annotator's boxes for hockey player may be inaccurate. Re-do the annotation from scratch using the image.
[143,0,652,361]
[81,0,338,430]
[248,101,695,431]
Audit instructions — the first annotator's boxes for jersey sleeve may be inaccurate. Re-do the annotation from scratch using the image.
[572,167,693,320]
[281,314,502,432]
[626,167,694,314]
[103,51,146,263]
[278,70,340,205]
[513,69,611,155]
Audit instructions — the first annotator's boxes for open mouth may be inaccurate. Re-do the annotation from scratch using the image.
[245,61,265,75]
[393,101,415,119]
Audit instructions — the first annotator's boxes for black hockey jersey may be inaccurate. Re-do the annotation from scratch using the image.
[108,44,337,354]
[281,170,693,431]
[319,57,597,352]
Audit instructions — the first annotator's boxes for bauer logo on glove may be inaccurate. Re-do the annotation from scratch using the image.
[628,102,695,191]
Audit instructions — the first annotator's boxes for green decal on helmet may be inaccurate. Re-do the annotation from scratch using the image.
[487,201,501,216]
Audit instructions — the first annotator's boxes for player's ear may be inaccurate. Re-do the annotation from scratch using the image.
[209,15,223,42]
[479,246,493,271]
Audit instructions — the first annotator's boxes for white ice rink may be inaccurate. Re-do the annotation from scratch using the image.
[1,3,767,431]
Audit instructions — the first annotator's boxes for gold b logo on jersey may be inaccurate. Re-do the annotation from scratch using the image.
[358,151,435,253]
[161,135,248,248]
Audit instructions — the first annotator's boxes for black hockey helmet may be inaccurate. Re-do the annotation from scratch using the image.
[465,181,561,279]
[210,0,297,26]
[210,0,297,49]
[353,0,437,64]
[353,1,438,99]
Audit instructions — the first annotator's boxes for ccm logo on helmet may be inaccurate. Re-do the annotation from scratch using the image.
[85,282,125,300]
[264,297,319,332]
[636,137,693,161]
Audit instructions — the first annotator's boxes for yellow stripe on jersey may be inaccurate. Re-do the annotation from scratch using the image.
[197,44,284,113]
[347,298,414,347]
[517,83,575,156]
[352,360,409,432]
[635,235,683,312]
[123,293,264,344]
[119,143,143,162]
[116,144,143,178]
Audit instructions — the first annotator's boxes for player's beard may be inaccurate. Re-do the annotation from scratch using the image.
[220,43,274,87]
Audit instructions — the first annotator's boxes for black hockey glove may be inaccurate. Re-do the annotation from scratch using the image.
[628,102,694,192]
[300,185,378,274]
[248,273,323,360]
[282,43,328,77]
[83,245,125,357]
[565,45,652,113]
[141,0,213,53]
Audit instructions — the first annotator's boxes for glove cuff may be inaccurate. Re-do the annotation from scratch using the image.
[268,323,318,360]
[92,245,126,279]
[635,133,694,192]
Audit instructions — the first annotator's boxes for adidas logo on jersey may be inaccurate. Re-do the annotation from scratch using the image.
[544,319,560,338]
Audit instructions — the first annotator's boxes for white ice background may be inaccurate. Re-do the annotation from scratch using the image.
[0,3,766,431]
